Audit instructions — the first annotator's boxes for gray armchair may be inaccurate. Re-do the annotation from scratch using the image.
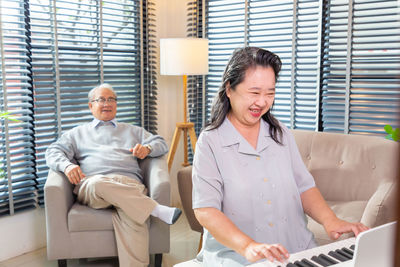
[44,156,171,267]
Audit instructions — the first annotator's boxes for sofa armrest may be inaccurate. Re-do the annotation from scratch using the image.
[140,156,170,206]
[361,181,397,228]
[44,169,75,259]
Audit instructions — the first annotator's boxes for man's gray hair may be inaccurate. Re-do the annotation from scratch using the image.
[88,83,117,101]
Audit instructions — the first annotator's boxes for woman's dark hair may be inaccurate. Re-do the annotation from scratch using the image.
[205,47,283,144]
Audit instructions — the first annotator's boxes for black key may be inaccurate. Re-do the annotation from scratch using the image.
[342,247,354,256]
[294,260,308,267]
[350,245,355,250]
[301,259,319,267]
[286,263,297,267]
[320,254,338,265]
[335,249,352,260]
[328,250,348,262]
[311,255,331,266]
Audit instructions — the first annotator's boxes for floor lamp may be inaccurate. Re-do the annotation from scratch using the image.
[160,38,209,172]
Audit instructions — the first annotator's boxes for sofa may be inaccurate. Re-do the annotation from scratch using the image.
[177,129,399,253]
[292,129,398,244]
[44,156,170,267]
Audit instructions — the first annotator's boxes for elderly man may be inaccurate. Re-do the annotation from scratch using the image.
[46,83,181,267]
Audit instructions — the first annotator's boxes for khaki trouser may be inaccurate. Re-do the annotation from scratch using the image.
[76,174,157,267]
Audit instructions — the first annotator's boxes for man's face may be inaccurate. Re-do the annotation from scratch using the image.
[88,88,117,121]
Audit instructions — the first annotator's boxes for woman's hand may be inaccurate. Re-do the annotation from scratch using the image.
[324,218,369,240]
[243,241,289,263]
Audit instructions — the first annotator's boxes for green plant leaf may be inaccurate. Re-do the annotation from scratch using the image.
[384,124,393,134]
[0,111,21,122]
[393,128,400,142]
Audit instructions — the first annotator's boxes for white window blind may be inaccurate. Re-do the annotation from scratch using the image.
[205,0,246,120]
[0,0,37,216]
[204,0,400,135]
[321,0,400,134]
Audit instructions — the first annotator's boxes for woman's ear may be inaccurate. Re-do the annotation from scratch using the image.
[225,82,231,98]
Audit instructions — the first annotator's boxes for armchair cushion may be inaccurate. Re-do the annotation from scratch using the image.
[68,203,113,232]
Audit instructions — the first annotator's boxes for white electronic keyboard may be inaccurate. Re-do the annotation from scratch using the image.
[248,221,397,267]
[174,221,396,267]
[248,237,356,267]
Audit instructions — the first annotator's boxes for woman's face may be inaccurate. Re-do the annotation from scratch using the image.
[226,66,276,129]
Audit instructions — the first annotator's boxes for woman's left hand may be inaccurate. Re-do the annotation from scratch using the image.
[324,218,369,240]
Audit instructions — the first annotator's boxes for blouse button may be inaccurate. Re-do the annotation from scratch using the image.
[269,222,274,227]
[256,157,261,160]
[267,200,272,205]
[263,178,268,182]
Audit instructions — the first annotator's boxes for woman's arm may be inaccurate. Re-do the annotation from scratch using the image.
[194,207,289,263]
[301,187,369,239]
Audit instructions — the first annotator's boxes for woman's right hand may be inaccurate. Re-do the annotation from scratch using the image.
[243,241,289,263]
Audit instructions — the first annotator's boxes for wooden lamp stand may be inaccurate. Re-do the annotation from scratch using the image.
[167,75,197,172]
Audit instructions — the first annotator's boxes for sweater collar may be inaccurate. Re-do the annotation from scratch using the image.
[91,118,117,128]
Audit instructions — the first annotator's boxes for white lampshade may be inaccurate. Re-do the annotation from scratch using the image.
[160,38,209,76]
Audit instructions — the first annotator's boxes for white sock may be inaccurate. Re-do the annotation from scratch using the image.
[151,205,181,224]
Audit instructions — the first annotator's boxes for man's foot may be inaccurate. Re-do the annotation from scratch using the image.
[151,205,182,225]
[171,208,182,225]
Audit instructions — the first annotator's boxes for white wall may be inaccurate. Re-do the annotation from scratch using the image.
[0,209,47,261]
[0,0,189,261]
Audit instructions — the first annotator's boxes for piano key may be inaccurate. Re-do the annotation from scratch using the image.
[293,260,308,267]
[327,251,348,262]
[350,245,355,250]
[335,249,352,260]
[342,247,354,256]
[301,259,319,267]
[286,264,298,267]
[319,254,338,265]
[310,255,331,266]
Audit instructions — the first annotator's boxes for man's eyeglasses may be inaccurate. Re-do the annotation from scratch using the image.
[91,98,117,105]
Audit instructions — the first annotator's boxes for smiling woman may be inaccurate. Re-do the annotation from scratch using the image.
[191,47,369,267]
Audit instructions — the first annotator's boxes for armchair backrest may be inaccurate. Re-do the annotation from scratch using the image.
[292,129,399,202]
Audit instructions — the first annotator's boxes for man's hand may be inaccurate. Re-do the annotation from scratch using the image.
[243,241,289,263]
[324,218,369,240]
[130,144,151,159]
[64,164,86,185]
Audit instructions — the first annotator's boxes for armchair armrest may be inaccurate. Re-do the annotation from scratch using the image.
[44,169,75,259]
[361,181,398,227]
[140,156,171,253]
[140,156,170,206]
